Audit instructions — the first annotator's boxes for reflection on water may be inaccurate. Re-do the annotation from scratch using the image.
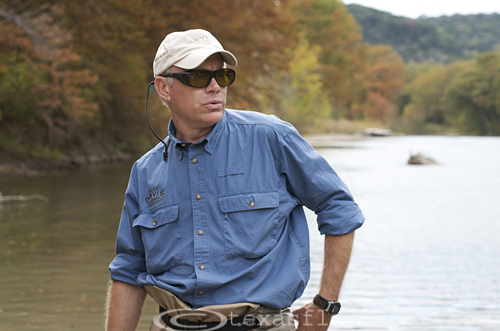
[1,136,499,331]
[294,136,500,331]
[0,162,161,331]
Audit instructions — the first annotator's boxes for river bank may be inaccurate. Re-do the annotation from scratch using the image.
[0,152,137,178]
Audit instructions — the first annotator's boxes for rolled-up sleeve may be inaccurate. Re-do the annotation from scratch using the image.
[109,163,147,287]
[279,129,364,235]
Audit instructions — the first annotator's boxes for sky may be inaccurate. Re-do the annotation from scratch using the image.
[342,0,500,19]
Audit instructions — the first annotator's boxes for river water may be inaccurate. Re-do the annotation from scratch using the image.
[1,135,499,331]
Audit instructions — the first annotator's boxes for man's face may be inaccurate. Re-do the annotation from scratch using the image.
[164,54,227,141]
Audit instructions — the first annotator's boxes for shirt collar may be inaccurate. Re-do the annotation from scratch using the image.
[167,111,226,156]
[204,111,226,155]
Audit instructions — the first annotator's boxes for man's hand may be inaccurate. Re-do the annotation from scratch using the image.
[293,301,331,331]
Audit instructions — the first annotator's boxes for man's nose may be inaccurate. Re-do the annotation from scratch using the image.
[206,77,221,92]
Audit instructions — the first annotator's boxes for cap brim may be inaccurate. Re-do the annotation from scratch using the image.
[175,49,238,69]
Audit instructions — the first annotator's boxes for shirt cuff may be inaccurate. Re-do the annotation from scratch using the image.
[109,253,147,287]
[317,201,365,235]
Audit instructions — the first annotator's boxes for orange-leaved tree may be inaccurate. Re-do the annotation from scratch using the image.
[0,0,98,151]
[352,45,406,122]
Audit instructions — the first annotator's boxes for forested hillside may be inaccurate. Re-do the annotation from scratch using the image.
[346,4,500,63]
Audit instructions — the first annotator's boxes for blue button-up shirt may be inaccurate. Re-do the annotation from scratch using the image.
[109,109,364,309]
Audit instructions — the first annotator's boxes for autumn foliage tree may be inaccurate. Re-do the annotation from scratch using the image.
[62,0,150,148]
[0,0,98,154]
[290,0,406,124]
[352,45,406,122]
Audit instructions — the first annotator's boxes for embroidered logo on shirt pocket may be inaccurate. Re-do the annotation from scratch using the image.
[219,191,279,259]
[133,205,182,273]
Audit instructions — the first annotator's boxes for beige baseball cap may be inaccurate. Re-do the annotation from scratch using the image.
[153,29,238,77]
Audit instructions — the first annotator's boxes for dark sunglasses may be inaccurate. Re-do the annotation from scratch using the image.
[161,68,236,88]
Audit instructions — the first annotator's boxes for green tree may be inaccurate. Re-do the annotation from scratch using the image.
[403,61,467,133]
[0,54,42,125]
[442,52,500,135]
[258,32,331,131]
[291,0,365,111]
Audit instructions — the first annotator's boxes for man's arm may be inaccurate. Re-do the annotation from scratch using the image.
[293,232,355,331]
[105,280,147,331]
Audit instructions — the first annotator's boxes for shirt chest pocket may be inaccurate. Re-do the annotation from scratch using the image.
[219,192,279,259]
[133,205,182,273]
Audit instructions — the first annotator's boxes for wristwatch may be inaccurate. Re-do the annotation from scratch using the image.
[313,294,341,316]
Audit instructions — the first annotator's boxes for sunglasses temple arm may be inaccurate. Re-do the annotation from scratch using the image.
[145,81,169,161]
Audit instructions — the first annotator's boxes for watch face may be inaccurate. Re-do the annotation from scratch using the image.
[314,295,341,316]
[331,302,341,315]
[327,302,341,315]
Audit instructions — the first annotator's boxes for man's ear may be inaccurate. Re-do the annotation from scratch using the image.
[154,76,172,103]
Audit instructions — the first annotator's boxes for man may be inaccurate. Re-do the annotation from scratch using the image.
[106,29,364,331]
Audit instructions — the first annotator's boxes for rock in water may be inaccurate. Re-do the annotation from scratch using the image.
[408,153,437,165]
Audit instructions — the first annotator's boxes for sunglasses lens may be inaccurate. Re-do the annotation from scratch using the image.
[216,69,235,86]
[188,71,212,87]
[186,69,235,87]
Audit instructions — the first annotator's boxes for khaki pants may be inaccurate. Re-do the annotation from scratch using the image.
[145,285,295,331]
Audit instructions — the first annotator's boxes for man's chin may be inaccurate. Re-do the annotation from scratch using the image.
[202,109,224,124]
[206,107,225,118]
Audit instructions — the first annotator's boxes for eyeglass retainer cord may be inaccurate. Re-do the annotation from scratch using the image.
[145,81,169,162]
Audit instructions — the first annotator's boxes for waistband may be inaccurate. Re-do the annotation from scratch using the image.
[145,285,268,322]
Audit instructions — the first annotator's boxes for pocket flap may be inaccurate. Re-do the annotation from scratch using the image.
[219,192,279,213]
[133,205,179,229]
[218,166,244,177]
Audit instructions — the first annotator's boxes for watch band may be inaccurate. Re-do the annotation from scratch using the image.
[313,294,341,316]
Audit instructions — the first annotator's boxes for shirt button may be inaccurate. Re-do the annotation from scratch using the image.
[249,201,255,207]
[199,291,204,295]
[199,264,205,270]
[198,230,204,236]
[196,194,201,200]
[192,158,198,164]
[153,220,157,226]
